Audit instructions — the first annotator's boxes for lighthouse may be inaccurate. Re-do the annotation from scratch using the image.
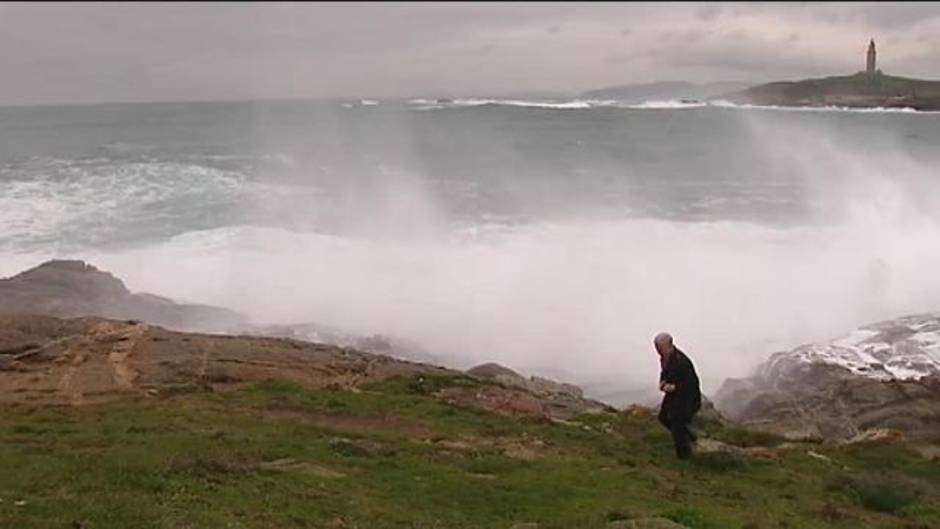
[866,39,877,74]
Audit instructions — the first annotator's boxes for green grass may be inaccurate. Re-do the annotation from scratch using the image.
[828,476,920,514]
[707,425,789,448]
[0,375,938,529]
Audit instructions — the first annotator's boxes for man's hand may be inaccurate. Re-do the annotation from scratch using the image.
[660,382,676,393]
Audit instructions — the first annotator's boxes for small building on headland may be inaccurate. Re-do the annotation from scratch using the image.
[866,38,877,75]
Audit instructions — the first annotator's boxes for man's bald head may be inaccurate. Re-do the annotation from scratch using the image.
[654,332,675,356]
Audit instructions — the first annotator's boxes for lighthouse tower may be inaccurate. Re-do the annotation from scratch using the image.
[866,39,877,74]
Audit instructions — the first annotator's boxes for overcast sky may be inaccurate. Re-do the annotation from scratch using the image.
[2,2,940,105]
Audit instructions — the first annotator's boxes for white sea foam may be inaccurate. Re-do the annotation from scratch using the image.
[447,99,594,109]
[13,185,939,395]
[622,99,708,109]
[709,99,932,114]
[408,96,936,114]
[0,158,249,251]
[411,104,446,111]
[780,314,940,381]
[412,98,703,110]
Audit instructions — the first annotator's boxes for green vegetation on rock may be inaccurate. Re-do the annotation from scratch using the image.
[718,72,940,110]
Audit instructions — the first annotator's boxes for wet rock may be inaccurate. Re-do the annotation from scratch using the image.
[714,312,940,441]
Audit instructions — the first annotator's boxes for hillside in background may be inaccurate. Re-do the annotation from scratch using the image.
[580,81,749,103]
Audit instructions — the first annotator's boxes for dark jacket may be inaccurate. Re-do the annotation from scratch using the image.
[659,347,702,422]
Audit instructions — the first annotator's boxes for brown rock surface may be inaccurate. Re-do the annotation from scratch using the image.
[0,260,445,366]
[0,313,452,406]
[438,384,548,419]
[0,314,611,424]
[466,362,614,420]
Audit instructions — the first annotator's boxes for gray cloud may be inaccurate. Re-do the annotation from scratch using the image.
[854,3,940,28]
[696,3,723,22]
[0,2,939,105]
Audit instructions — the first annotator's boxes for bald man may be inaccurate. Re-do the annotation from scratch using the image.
[654,332,702,459]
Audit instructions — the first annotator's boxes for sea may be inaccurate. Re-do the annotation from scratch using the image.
[2,97,940,402]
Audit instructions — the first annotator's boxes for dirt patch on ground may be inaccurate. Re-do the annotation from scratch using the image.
[258,458,347,478]
[428,434,550,461]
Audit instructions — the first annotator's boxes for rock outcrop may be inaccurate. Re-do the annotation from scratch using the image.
[0,313,611,424]
[0,260,611,421]
[714,312,940,441]
[0,260,445,365]
[243,322,447,366]
[0,260,245,331]
[466,362,614,420]
[0,313,449,406]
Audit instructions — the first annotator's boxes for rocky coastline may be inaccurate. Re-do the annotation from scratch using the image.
[4,259,939,443]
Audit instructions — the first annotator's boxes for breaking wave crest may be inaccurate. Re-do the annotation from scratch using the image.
[409,98,707,110]
[0,157,251,251]
[709,99,931,114]
[406,98,938,113]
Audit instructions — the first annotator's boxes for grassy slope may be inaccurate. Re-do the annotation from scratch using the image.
[1,375,938,529]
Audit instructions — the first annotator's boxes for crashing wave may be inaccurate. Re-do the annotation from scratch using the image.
[405,98,596,110]
[622,99,708,109]
[455,99,594,109]
[410,98,704,110]
[764,312,940,381]
[407,98,707,111]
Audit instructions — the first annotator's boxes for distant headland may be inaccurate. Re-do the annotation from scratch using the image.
[716,39,940,110]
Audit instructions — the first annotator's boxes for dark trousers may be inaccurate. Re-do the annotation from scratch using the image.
[658,405,697,459]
